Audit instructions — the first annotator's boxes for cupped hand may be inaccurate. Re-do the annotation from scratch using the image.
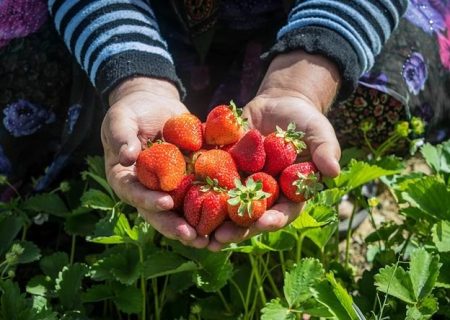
[208,51,343,251]
[101,77,208,248]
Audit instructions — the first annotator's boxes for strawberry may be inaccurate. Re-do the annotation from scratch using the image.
[227,178,271,227]
[163,113,203,151]
[229,129,265,173]
[263,122,307,176]
[279,162,323,203]
[247,172,279,208]
[204,101,247,145]
[183,178,228,236]
[194,149,240,189]
[168,174,195,211]
[135,142,186,192]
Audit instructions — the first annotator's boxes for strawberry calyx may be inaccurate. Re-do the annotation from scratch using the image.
[199,176,227,193]
[229,100,248,130]
[227,178,271,217]
[275,122,307,153]
[146,139,164,148]
[292,172,324,199]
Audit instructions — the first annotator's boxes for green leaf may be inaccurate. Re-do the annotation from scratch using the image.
[303,222,338,250]
[104,247,141,285]
[409,248,441,301]
[406,296,438,320]
[55,263,89,310]
[261,299,295,320]
[400,176,450,221]
[432,221,450,252]
[15,241,41,264]
[313,273,359,320]
[292,204,336,231]
[82,284,113,303]
[88,213,135,244]
[142,251,197,279]
[81,189,115,211]
[420,141,450,175]
[0,280,36,320]
[284,258,324,307]
[436,253,450,288]
[26,276,50,296]
[328,160,401,191]
[112,283,142,314]
[39,252,69,279]
[0,214,23,256]
[374,265,416,304]
[22,193,68,217]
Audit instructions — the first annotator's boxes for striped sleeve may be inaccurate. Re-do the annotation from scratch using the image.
[266,0,409,100]
[48,0,185,100]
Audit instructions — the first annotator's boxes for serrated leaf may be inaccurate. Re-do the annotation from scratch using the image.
[420,141,450,175]
[374,265,415,304]
[0,215,23,256]
[303,222,337,250]
[432,221,450,252]
[400,176,450,221]
[112,283,142,314]
[88,213,135,244]
[15,241,41,264]
[26,276,49,296]
[81,189,115,211]
[101,247,141,285]
[329,160,401,190]
[436,253,450,288]
[55,263,89,310]
[406,295,438,320]
[313,273,358,320]
[82,284,113,303]
[261,299,295,320]
[142,252,197,279]
[39,252,69,279]
[292,204,336,231]
[410,248,441,301]
[22,193,68,217]
[0,279,36,320]
[284,258,324,307]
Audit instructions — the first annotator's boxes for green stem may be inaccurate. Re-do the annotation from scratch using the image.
[70,235,76,265]
[152,279,159,320]
[217,289,232,314]
[229,278,248,316]
[159,276,169,311]
[258,255,282,298]
[138,246,147,320]
[21,224,28,241]
[344,204,357,269]
[375,134,401,159]
[245,269,255,319]
[249,254,267,306]
[296,233,305,262]
[363,131,377,156]
[367,207,382,249]
[279,251,286,276]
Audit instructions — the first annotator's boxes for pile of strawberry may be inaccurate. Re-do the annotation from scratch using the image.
[135,102,323,236]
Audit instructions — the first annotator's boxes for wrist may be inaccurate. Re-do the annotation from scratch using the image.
[109,77,180,105]
[258,50,341,113]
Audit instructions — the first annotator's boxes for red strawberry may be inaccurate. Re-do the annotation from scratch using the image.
[194,149,240,189]
[168,174,195,211]
[163,113,203,151]
[279,162,323,203]
[204,101,247,145]
[227,178,270,227]
[229,129,265,173]
[135,142,186,191]
[247,172,279,208]
[263,122,307,176]
[183,178,228,236]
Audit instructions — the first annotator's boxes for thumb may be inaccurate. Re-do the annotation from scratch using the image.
[101,110,142,166]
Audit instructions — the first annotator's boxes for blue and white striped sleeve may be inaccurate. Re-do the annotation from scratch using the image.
[48,0,185,100]
[266,0,409,100]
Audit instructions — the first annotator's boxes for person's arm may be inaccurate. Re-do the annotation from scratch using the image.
[47,0,184,99]
[265,0,409,101]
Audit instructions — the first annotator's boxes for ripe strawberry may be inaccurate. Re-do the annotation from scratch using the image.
[204,101,247,145]
[247,172,279,208]
[183,178,228,236]
[135,142,186,191]
[227,178,270,227]
[229,129,265,174]
[168,174,195,211]
[194,149,240,189]
[279,162,323,203]
[263,122,307,176]
[163,113,203,151]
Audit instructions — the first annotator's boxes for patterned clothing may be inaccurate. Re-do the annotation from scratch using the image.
[0,0,449,197]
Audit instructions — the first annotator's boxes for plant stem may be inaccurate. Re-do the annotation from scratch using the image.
[159,276,169,311]
[296,233,305,262]
[217,289,232,314]
[70,234,76,265]
[138,246,147,320]
[363,131,377,156]
[21,224,28,241]
[229,278,248,316]
[258,255,282,298]
[249,254,267,305]
[344,204,357,269]
[279,251,286,276]
[152,279,159,320]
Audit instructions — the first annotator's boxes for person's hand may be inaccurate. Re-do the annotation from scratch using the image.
[208,51,342,251]
[101,77,208,248]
